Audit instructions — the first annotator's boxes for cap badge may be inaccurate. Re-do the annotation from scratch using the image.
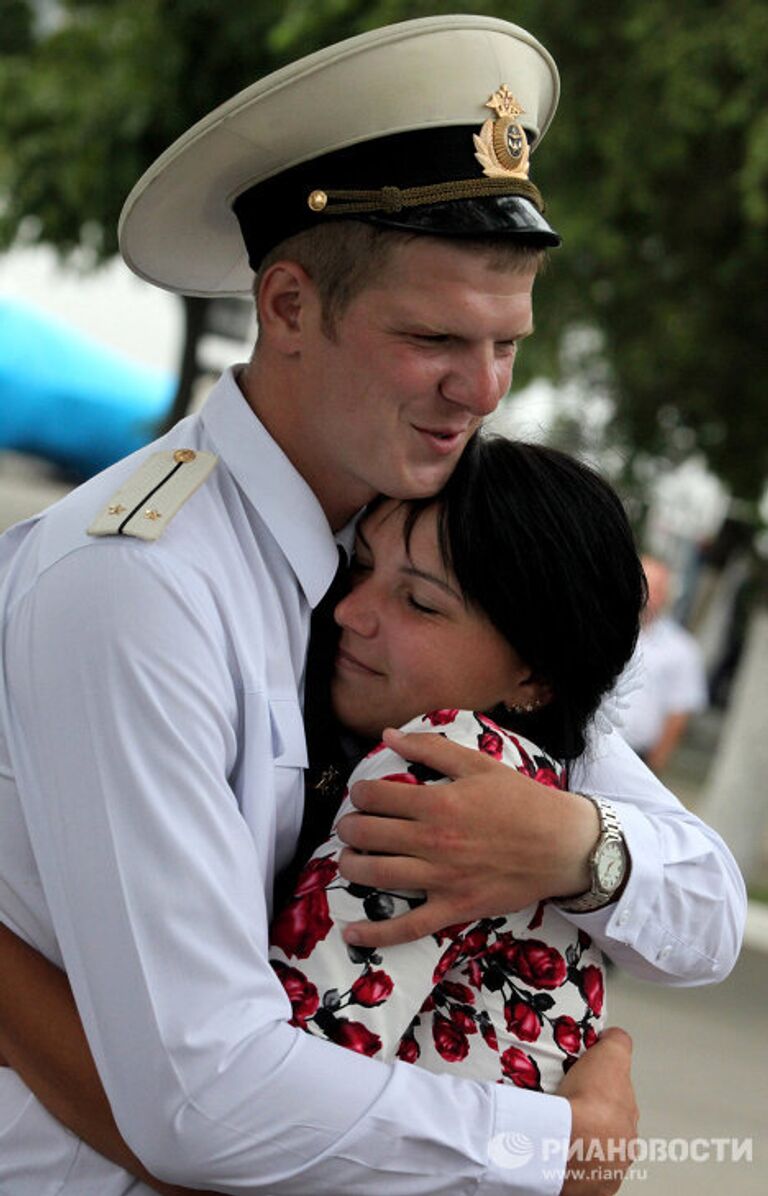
[473,85,531,181]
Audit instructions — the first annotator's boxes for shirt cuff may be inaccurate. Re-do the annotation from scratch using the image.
[482,1090,571,1195]
[558,801,685,971]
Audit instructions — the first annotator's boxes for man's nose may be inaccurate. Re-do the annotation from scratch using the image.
[439,347,511,416]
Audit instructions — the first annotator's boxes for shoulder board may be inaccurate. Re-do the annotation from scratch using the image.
[87,449,218,542]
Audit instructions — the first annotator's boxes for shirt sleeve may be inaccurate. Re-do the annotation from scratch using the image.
[1,548,570,1196]
[567,727,746,985]
[664,630,708,714]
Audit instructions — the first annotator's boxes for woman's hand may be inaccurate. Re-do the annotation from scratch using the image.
[336,727,600,948]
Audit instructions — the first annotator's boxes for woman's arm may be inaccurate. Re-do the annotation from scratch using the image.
[0,923,210,1196]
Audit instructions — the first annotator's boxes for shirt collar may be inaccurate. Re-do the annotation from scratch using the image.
[200,367,353,608]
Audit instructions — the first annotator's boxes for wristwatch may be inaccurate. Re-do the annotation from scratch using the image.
[555,796,628,913]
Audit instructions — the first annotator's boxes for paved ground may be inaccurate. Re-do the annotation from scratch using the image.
[610,946,767,1195]
[0,451,73,533]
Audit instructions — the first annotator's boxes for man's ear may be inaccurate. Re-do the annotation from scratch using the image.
[256,261,317,355]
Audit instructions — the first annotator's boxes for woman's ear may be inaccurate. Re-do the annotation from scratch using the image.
[256,260,317,355]
[504,674,553,714]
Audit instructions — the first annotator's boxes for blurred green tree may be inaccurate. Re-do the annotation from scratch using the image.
[0,0,35,55]
[1,0,766,498]
[521,0,768,505]
[0,0,304,425]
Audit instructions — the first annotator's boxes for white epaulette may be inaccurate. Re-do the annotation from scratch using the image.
[87,449,218,542]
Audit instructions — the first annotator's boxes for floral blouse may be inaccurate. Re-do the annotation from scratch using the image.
[269,709,605,1093]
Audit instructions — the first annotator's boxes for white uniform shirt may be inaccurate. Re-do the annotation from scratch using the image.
[620,617,708,755]
[0,369,745,1195]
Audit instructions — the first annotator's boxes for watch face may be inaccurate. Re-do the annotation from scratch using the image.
[595,840,625,892]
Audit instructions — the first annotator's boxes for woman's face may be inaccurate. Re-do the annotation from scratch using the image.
[331,500,536,740]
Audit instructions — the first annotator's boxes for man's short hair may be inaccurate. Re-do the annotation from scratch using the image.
[253,221,546,338]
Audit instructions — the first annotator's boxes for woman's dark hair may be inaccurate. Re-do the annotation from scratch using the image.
[402,435,647,760]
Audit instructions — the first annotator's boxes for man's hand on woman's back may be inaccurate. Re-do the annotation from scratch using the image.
[557,1027,638,1196]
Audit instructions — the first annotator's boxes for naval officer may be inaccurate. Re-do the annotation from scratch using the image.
[0,15,743,1196]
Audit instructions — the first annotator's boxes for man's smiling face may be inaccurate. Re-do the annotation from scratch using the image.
[288,237,537,525]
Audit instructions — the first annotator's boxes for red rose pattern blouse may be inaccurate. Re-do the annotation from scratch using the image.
[269,710,606,1092]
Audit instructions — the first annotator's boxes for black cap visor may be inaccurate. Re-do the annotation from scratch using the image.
[358,194,559,246]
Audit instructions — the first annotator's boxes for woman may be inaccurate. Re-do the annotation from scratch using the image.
[270,435,644,1093]
[0,435,644,1187]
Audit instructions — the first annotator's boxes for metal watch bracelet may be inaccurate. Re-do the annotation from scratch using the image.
[554,795,627,914]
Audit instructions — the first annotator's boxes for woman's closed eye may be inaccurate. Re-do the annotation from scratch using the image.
[406,592,441,616]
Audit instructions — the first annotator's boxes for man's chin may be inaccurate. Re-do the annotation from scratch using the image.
[383,460,460,502]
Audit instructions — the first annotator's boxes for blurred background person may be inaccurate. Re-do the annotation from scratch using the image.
[620,555,708,774]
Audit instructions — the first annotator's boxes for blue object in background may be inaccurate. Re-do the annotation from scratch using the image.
[0,299,175,478]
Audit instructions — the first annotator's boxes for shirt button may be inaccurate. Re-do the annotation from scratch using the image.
[658,944,672,960]
[618,910,631,927]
